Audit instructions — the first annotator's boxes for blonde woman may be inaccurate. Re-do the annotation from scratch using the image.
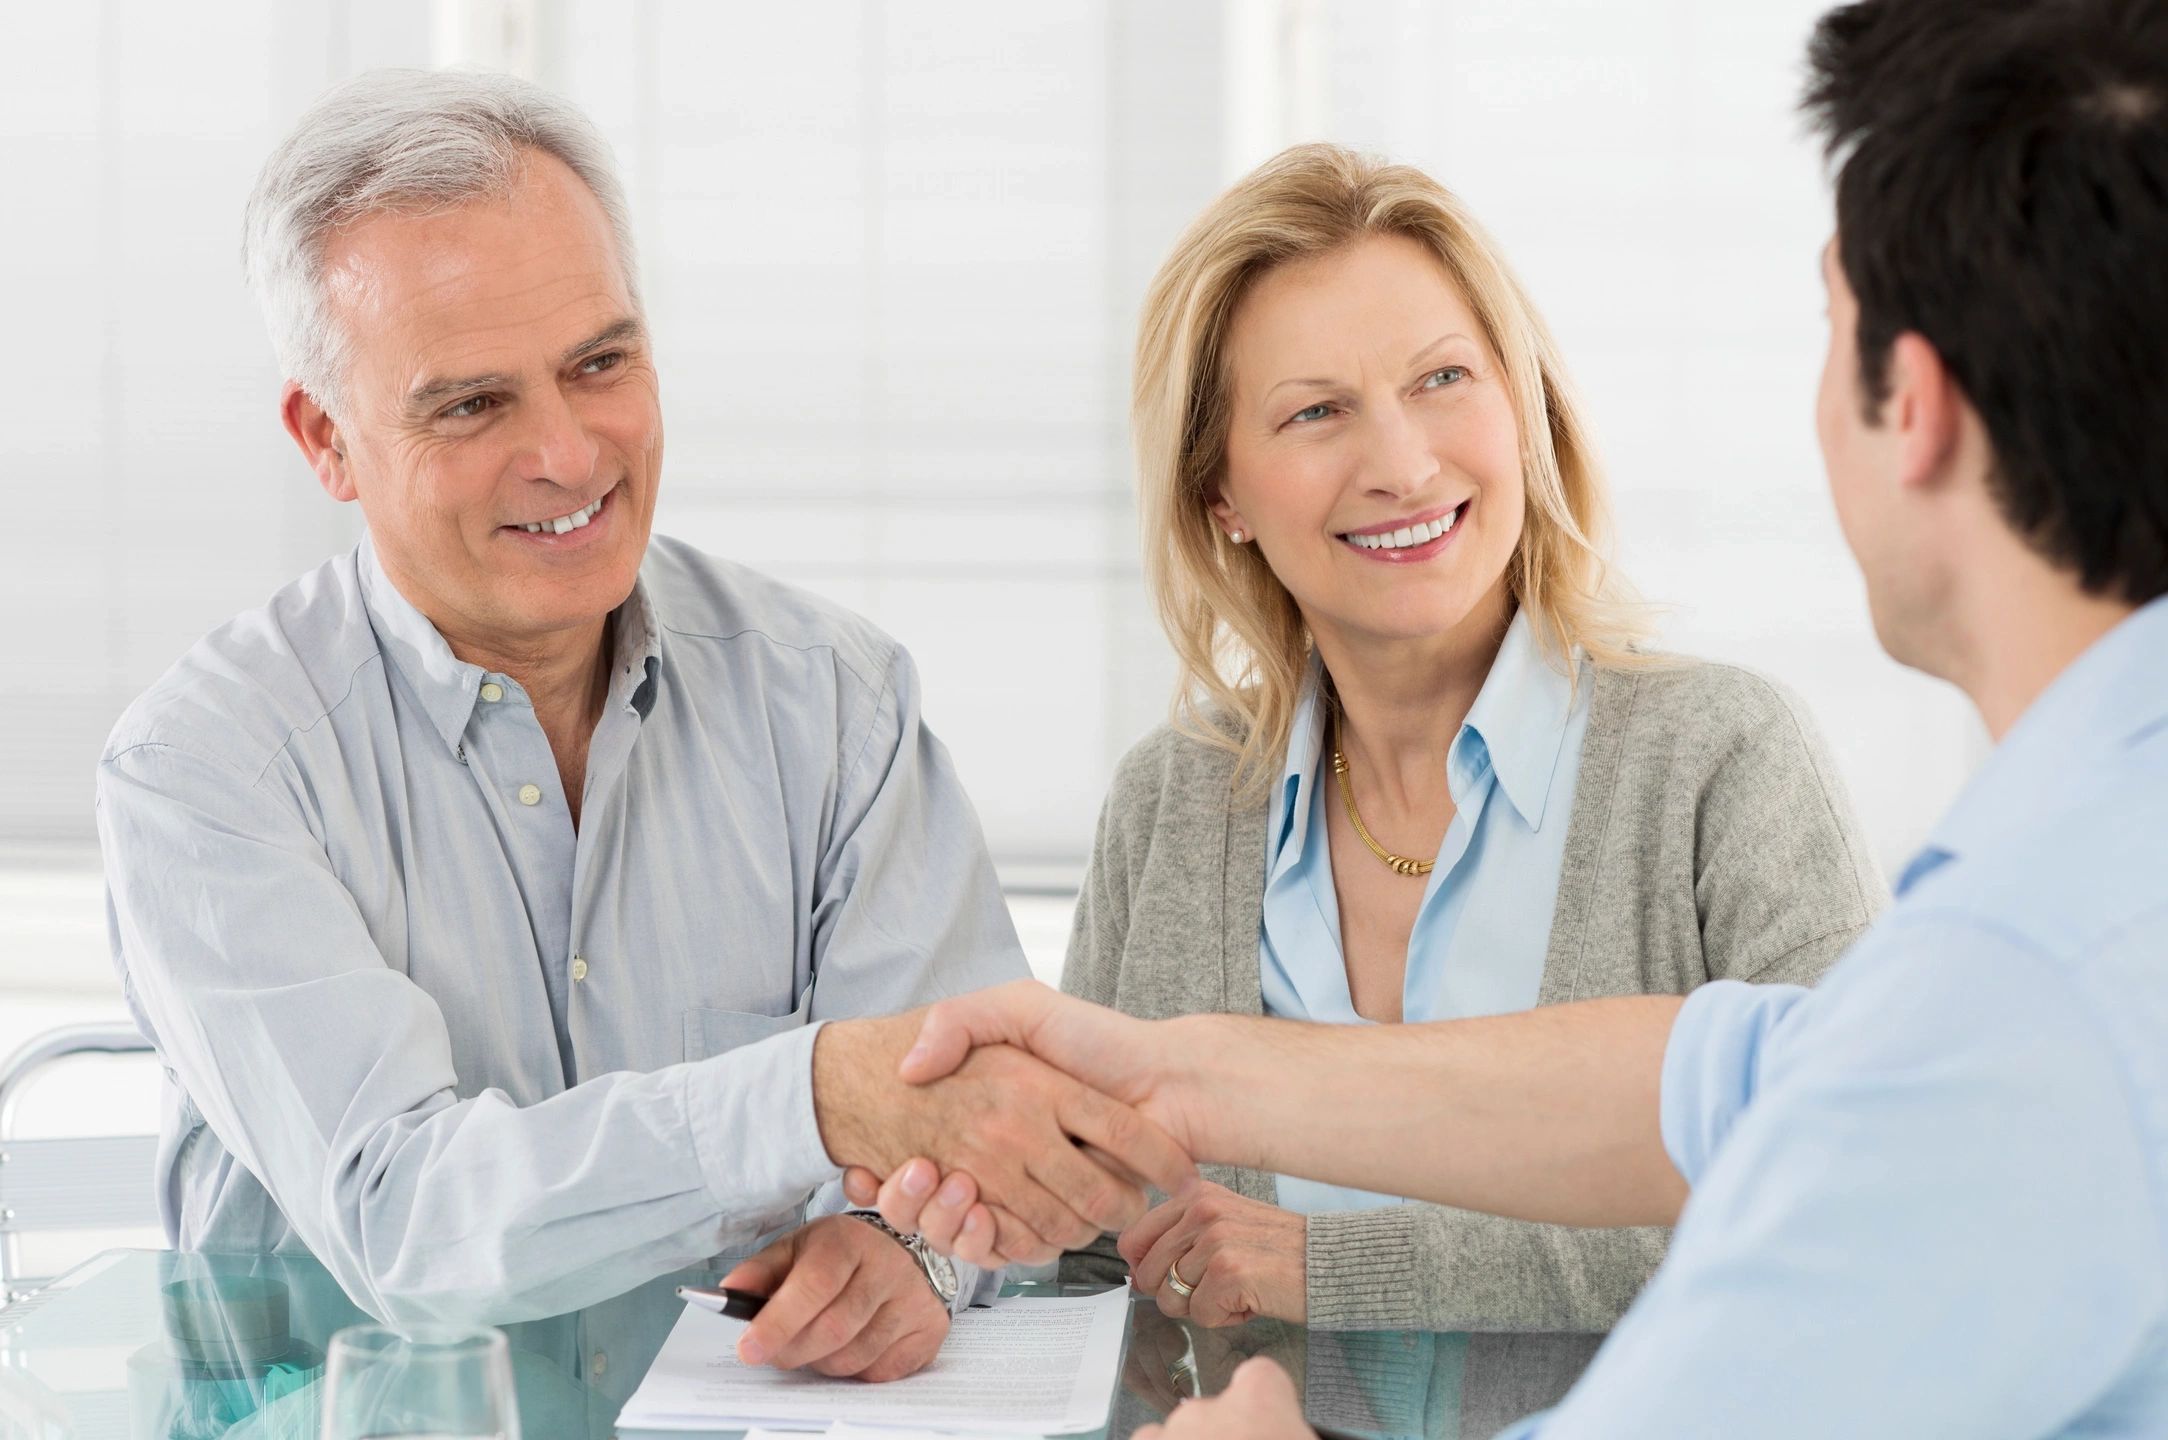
[853,143,1881,1406]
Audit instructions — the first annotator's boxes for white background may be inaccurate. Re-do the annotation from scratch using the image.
[0,0,1983,1166]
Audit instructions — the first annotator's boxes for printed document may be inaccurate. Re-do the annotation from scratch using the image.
[616,1286,1129,1434]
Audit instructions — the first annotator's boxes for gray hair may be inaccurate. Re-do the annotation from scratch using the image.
[242,68,641,419]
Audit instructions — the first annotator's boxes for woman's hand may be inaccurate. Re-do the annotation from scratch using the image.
[1137,1356,1313,1440]
[1121,1180,1307,1327]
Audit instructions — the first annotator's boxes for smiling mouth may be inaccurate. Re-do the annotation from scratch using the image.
[507,484,615,535]
[1338,502,1465,552]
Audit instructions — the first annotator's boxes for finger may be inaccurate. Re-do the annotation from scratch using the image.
[913,1170,979,1254]
[717,1229,798,1298]
[898,981,1058,1084]
[807,1299,908,1378]
[951,1203,1008,1270]
[736,1241,856,1367]
[1226,1353,1301,1408]
[1117,1190,1192,1272]
[998,1155,1108,1253]
[1078,1140,1151,1190]
[989,1204,1064,1266]
[1054,1081,1196,1202]
[769,1261,885,1370]
[841,1166,881,1207]
[870,1157,942,1234]
[858,1324,946,1384]
[1135,1209,1208,1297]
[1188,1250,1251,1329]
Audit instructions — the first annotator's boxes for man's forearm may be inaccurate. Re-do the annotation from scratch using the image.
[1169,996,1689,1228]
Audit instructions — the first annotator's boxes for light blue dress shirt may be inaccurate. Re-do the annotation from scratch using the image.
[1262,612,1591,1214]
[1500,595,2168,1438]
[96,535,1025,1326]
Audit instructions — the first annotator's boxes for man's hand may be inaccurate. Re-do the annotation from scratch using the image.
[1136,1356,1313,1440]
[1120,1180,1305,1327]
[719,1215,948,1382]
[813,1008,1195,1264]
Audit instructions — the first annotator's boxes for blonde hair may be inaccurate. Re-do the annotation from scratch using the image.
[1133,143,1653,795]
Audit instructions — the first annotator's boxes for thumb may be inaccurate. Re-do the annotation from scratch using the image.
[1227,1354,1300,1405]
[841,1166,882,1206]
[898,980,1055,1084]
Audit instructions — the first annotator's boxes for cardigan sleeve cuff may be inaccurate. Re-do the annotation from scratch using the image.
[1305,1205,1421,1329]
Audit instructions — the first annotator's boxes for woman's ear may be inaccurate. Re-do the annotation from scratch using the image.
[1207,493,1249,544]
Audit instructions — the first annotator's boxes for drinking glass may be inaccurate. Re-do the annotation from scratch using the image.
[319,1323,520,1440]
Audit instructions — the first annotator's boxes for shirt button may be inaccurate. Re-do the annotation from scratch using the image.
[479,682,504,703]
[571,956,589,983]
[590,1349,608,1380]
[517,783,542,806]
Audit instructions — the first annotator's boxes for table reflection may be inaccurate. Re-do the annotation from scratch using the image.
[0,1252,1592,1439]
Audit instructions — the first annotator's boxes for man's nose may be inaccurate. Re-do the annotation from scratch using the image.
[520,385,601,489]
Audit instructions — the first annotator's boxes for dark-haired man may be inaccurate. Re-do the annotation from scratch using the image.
[854,1,2168,1433]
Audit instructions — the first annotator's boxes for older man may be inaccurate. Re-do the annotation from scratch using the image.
[95,69,1184,1380]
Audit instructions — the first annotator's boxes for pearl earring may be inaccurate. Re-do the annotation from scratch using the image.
[1229,529,1245,544]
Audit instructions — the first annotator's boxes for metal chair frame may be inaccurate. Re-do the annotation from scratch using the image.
[0,1023,161,1302]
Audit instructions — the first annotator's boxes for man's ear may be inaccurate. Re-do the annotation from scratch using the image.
[281,381,357,502]
[1884,332,1964,497]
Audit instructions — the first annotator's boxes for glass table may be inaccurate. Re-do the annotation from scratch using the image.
[0,1250,1592,1439]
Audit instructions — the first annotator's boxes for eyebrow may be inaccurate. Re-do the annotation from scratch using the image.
[403,316,649,420]
[1260,333,1477,402]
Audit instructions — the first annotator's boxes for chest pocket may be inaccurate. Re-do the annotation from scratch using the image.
[682,990,814,1063]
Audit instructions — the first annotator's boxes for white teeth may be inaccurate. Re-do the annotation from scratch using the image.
[1345,507,1460,550]
[518,492,606,536]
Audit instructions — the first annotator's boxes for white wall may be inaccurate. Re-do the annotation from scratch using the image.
[0,0,1982,889]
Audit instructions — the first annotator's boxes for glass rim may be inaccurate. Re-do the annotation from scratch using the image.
[326,1321,509,1359]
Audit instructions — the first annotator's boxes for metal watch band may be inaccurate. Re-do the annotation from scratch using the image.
[844,1210,959,1305]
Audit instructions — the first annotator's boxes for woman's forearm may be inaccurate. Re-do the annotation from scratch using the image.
[1174,996,1689,1228]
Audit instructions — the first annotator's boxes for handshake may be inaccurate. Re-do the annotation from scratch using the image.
[814,978,1686,1268]
[811,979,1232,1271]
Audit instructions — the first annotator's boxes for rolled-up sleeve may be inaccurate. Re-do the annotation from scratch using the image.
[1490,924,2165,1439]
[101,740,840,1326]
[1657,979,1811,1186]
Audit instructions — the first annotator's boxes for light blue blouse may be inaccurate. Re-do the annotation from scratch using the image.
[1261,611,1592,1214]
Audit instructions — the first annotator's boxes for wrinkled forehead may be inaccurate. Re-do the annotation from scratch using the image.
[320,155,636,384]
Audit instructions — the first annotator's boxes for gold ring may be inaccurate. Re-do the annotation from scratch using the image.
[1165,1258,1197,1298]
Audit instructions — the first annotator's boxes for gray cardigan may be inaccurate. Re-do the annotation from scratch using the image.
[1060,658,1885,1343]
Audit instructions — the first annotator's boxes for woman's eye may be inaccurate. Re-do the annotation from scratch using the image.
[1422,366,1467,389]
[443,395,495,420]
[1289,403,1333,424]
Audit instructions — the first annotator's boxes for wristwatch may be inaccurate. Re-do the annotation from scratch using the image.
[847,1211,961,1307]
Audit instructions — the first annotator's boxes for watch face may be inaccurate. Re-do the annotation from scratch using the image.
[923,1248,960,1302]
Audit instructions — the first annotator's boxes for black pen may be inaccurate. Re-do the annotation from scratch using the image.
[675,1284,767,1320]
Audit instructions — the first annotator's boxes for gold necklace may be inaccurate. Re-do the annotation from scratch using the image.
[1331,742,1436,878]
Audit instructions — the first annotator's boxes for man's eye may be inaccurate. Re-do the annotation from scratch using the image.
[1289,403,1332,424]
[1422,366,1468,389]
[443,395,495,420]
[580,351,623,376]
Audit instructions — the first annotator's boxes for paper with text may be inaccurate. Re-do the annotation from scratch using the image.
[616,1287,1128,1435]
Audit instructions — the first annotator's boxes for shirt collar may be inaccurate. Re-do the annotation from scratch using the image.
[359,534,666,758]
[1272,655,1333,871]
[1271,609,1580,862]
[1460,609,1580,831]
[1898,594,2168,896]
